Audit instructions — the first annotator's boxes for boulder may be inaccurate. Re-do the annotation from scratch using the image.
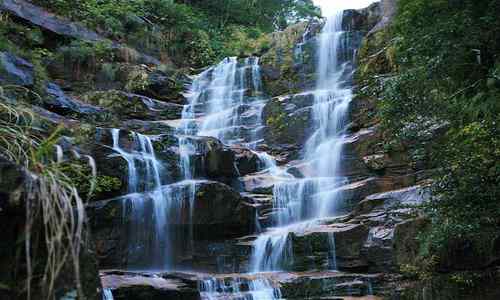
[162,135,237,182]
[231,146,260,176]
[88,181,255,268]
[126,68,188,104]
[354,185,430,216]
[0,51,34,86]
[101,271,200,300]
[81,90,183,120]
[262,93,314,148]
[363,154,389,171]
[44,82,105,117]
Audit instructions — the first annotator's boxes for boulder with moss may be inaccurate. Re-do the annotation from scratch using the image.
[81,90,183,121]
[262,93,314,151]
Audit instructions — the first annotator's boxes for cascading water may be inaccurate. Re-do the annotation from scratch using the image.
[107,9,358,299]
[177,56,284,299]
[180,56,266,149]
[108,129,170,268]
[108,129,200,270]
[250,10,355,273]
[199,277,281,300]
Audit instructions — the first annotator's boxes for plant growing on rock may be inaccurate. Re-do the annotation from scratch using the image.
[0,94,95,299]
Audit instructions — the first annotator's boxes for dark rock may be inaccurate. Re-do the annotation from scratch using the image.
[362,226,396,272]
[279,271,385,299]
[262,93,314,148]
[101,271,200,300]
[343,3,382,33]
[231,146,260,176]
[354,185,430,216]
[0,156,101,299]
[336,178,382,213]
[256,223,370,272]
[129,69,188,104]
[1,0,101,41]
[44,82,105,116]
[82,90,183,121]
[88,181,255,268]
[161,135,237,182]
[122,119,176,135]
[0,156,26,209]
[0,51,34,86]
[393,218,430,267]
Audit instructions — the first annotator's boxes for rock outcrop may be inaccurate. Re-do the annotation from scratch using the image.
[0,156,102,299]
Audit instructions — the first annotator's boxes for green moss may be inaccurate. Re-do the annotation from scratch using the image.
[60,160,122,201]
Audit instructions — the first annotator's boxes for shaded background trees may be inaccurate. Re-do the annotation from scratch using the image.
[31,0,320,67]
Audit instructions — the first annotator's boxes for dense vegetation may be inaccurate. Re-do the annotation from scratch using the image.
[31,0,320,67]
[377,0,500,268]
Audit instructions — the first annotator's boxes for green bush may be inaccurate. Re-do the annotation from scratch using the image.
[375,0,500,260]
[30,0,320,67]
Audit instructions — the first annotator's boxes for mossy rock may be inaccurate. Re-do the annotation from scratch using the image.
[81,90,183,121]
[262,93,314,147]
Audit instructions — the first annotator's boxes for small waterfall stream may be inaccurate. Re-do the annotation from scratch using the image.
[250,10,355,274]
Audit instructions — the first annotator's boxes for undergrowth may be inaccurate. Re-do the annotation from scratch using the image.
[0,86,95,299]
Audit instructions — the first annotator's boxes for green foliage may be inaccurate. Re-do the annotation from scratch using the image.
[31,0,319,67]
[374,0,500,262]
[60,161,122,201]
[0,97,91,299]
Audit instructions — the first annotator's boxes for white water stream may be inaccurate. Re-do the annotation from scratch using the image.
[250,10,353,275]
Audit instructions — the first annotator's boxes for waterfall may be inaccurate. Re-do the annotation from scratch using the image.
[180,56,267,149]
[105,10,357,299]
[199,277,281,300]
[250,10,353,272]
[102,288,114,300]
[108,129,171,268]
[328,232,338,270]
[177,56,286,299]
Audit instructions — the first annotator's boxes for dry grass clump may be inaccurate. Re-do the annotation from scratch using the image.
[0,86,94,299]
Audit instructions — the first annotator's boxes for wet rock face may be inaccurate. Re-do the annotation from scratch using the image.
[343,3,383,33]
[87,180,255,268]
[232,146,260,176]
[128,69,189,105]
